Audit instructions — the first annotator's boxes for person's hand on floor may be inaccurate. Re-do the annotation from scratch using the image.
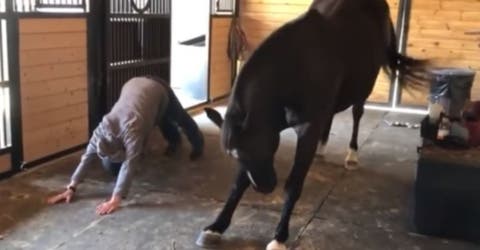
[96,195,121,215]
[47,187,75,204]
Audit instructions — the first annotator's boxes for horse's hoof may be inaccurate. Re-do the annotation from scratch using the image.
[266,240,287,250]
[344,160,359,170]
[196,230,222,248]
[344,148,359,170]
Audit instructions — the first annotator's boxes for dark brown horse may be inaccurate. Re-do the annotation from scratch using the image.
[198,0,427,249]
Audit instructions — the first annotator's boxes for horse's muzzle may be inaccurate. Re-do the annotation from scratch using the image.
[247,171,277,194]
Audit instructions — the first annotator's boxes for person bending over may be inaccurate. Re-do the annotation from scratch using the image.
[47,76,204,215]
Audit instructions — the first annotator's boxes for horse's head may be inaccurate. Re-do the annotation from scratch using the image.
[205,107,279,194]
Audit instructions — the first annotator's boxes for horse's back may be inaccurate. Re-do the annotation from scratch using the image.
[232,0,393,121]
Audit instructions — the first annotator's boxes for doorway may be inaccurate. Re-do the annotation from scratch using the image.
[170,0,210,108]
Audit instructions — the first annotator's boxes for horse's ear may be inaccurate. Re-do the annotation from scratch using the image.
[204,107,224,128]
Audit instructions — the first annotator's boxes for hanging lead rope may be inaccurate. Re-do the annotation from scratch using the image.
[227,16,248,62]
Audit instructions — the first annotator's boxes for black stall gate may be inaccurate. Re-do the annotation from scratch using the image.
[106,0,171,111]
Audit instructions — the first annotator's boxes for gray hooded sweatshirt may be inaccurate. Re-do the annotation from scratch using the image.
[70,77,169,198]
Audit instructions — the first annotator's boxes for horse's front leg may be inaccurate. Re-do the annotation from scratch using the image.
[196,167,250,247]
[268,123,322,250]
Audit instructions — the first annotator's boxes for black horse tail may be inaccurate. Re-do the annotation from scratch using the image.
[383,19,430,88]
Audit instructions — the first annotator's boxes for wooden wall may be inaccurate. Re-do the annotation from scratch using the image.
[240,0,308,52]
[0,153,10,173]
[209,17,233,100]
[239,0,400,104]
[368,0,399,104]
[404,0,480,106]
[19,18,88,163]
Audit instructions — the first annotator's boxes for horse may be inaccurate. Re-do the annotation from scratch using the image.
[197,0,428,249]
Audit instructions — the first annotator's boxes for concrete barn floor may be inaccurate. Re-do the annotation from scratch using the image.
[0,107,478,250]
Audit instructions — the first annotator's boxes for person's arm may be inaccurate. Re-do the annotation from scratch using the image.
[96,130,144,215]
[47,128,100,204]
[69,127,102,188]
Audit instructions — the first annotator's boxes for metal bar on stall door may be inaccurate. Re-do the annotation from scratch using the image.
[2,87,8,147]
[117,20,121,63]
[117,19,121,62]
[145,18,149,60]
[109,58,169,70]
[151,18,155,59]
[111,20,115,63]
[125,19,129,63]
[0,89,5,148]
[125,18,129,63]
[115,20,119,63]
[141,18,144,60]
[0,22,3,83]
[135,18,139,61]
[5,87,11,146]
[135,18,139,60]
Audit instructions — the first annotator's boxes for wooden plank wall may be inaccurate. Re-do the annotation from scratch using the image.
[404,0,480,106]
[368,0,399,104]
[239,0,399,104]
[209,17,233,100]
[19,18,88,162]
[0,153,11,173]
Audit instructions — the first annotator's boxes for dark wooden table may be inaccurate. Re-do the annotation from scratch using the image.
[420,143,480,167]
[414,142,480,243]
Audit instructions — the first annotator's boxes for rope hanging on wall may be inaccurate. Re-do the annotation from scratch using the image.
[227,17,248,61]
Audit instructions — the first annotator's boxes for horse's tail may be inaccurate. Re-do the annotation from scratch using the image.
[383,19,430,88]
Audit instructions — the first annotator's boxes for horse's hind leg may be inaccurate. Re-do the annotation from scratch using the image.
[268,122,323,250]
[345,102,364,170]
[196,168,250,247]
[317,114,333,157]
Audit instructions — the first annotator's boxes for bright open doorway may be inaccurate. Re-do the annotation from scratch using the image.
[170,0,210,108]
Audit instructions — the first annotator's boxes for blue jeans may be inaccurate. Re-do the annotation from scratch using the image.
[101,158,122,177]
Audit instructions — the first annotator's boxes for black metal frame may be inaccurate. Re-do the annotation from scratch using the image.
[87,0,107,134]
[104,0,171,113]
[5,0,22,174]
[14,0,88,13]
[35,0,86,10]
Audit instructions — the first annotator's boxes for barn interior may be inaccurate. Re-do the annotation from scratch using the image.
[0,0,479,250]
